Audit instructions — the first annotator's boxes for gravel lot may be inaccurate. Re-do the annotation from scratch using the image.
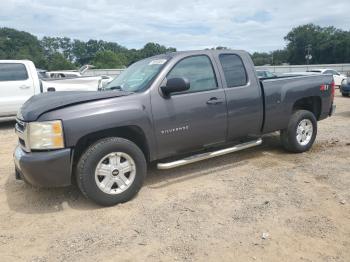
[0,93,349,262]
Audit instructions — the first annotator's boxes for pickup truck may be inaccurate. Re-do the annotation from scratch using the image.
[0,60,109,121]
[14,50,336,206]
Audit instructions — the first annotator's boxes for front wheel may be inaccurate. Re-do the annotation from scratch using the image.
[76,137,147,206]
[280,110,317,153]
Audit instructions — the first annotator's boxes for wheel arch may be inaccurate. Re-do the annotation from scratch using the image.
[72,125,151,166]
[292,96,322,120]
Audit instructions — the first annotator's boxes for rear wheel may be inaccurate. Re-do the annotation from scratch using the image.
[280,110,317,153]
[76,137,147,206]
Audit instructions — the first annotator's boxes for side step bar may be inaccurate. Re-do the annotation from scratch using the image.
[157,138,262,170]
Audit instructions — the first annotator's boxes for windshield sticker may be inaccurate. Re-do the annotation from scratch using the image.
[149,59,167,65]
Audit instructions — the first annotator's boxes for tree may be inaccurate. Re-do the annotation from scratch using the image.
[140,42,176,59]
[92,50,126,69]
[46,52,76,71]
[0,27,46,68]
[0,28,178,69]
[251,52,272,66]
[284,24,350,64]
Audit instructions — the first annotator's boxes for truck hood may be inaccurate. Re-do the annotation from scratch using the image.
[18,90,133,121]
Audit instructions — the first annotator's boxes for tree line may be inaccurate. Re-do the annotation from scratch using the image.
[252,24,350,66]
[0,27,176,70]
[1,24,350,70]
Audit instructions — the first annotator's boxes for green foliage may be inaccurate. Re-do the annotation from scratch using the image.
[1,24,350,69]
[0,28,176,70]
[251,24,350,65]
[46,52,76,71]
[251,52,272,66]
[284,24,350,64]
[92,50,126,69]
[0,27,46,68]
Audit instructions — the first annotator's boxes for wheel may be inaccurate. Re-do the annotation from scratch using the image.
[76,137,147,206]
[280,110,317,153]
[342,92,349,97]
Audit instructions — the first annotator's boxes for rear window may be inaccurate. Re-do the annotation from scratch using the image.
[0,63,28,81]
[219,54,247,87]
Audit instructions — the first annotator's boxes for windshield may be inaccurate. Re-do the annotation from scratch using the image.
[256,71,265,77]
[105,57,168,92]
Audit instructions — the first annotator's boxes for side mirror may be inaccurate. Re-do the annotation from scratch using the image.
[161,77,190,97]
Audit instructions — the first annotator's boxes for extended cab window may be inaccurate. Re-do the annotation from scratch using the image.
[219,54,247,87]
[167,55,217,94]
[0,63,28,81]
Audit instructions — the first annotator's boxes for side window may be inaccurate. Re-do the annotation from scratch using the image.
[167,55,217,94]
[219,54,247,87]
[0,63,28,81]
[331,70,340,76]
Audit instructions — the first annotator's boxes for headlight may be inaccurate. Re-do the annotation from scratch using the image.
[28,120,64,150]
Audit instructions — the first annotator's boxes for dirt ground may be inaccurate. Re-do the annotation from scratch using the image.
[0,93,349,262]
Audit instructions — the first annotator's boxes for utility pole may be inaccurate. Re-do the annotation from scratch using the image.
[305,44,312,65]
[271,52,274,65]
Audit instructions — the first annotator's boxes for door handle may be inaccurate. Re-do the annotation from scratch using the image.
[206,97,224,105]
[19,85,30,89]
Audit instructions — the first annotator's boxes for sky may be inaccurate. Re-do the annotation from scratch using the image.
[1,0,350,52]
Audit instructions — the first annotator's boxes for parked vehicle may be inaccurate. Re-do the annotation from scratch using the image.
[340,78,350,96]
[47,71,82,78]
[46,69,113,88]
[42,76,112,92]
[0,60,41,120]
[283,72,316,77]
[0,60,111,120]
[307,69,347,87]
[256,69,277,79]
[14,50,336,206]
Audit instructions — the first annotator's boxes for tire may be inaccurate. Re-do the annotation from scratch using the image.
[76,137,147,206]
[280,110,317,153]
[342,93,349,97]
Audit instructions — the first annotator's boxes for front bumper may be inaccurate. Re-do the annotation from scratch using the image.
[14,146,72,187]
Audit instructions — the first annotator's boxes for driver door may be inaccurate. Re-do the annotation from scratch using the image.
[151,55,227,159]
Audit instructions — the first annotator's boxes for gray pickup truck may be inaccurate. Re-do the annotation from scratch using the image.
[14,50,336,206]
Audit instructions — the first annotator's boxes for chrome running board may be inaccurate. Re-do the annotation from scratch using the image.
[157,138,262,170]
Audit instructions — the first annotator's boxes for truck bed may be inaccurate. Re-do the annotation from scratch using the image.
[261,74,334,133]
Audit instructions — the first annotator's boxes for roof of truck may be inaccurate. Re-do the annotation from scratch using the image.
[166,49,245,56]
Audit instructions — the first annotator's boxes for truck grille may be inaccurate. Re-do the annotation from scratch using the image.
[16,119,25,132]
[15,119,30,152]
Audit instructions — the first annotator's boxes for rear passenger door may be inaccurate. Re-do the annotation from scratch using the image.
[0,63,34,116]
[215,53,264,140]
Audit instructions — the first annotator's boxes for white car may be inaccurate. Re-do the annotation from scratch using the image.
[307,69,347,87]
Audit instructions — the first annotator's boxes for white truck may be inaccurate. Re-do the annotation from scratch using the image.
[0,60,112,121]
